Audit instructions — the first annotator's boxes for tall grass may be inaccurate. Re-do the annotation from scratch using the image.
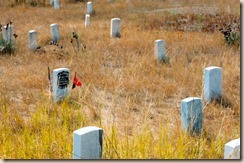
[0,0,240,159]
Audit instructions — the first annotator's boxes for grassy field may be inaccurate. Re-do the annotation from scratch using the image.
[0,0,240,159]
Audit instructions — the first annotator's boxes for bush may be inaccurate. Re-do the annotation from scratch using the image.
[219,20,240,46]
[0,39,15,55]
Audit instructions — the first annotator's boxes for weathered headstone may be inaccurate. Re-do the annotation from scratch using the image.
[181,97,203,134]
[3,25,13,43]
[50,23,59,43]
[224,138,240,159]
[110,18,121,38]
[87,2,93,14]
[73,126,103,159]
[54,0,59,9]
[28,30,37,50]
[85,14,90,28]
[2,26,8,41]
[154,39,165,61]
[8,25,13,43]
[204,66,222,101]
[52,68,70,102]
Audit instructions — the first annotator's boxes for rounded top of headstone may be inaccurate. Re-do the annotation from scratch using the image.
[53,68,69,72]
[155,39,164,43]
[205,66,222,71]
[226,138,240,147]
[74,126,102,135]
[87,1,92,4]
[50,23,58,26]
[111,18,121,21]
[182,97,202,103]
[29,30,37,33]
[86,14,90,17]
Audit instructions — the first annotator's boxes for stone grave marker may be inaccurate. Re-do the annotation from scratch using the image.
[204,66,222,101]
[224,138,240,159]
[50,23,59,43]
[85,14,90,28]
[87,2,93,14]
[181,97,203,134]
[110,18,121,38]
[28,30,37,50]
[54,0,59,9]
[155,39,165,61]
[52,68,70,102]
[73,126,103,159]
[3,25,13,43]
[2,26,8,42]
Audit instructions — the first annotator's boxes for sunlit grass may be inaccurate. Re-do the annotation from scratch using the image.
[0,0,240,159]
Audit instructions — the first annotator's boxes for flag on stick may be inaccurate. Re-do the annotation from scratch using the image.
[48,67,53,92]
[72,72,82,89]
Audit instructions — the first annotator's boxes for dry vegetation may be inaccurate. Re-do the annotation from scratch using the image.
[0,0,240,159]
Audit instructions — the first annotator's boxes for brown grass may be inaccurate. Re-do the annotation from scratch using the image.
[0,0,240,159]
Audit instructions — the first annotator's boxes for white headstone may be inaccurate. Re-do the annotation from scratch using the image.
[52,68,70,102]
[181,97,203,134]
[155,39,165,61]
[50,23,59,43]
[54,0,59,9]
[3,25,13,43]
[2,26,8,41]
[87,2,93,14]
[204,66,222,101]
[85,14,90,28]
[28,30,37,50]
[73,126,103,159]
[110,18,121,38]
[8,25,13,43]
[224,138,240,159]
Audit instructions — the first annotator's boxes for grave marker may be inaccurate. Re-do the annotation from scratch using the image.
[87,2,93,14]
[50,23,59,43]
[3,25,13,43]
[2,26,8,42]
[154,39,165,61]
[52,68,70,102]
[204,66,222,101]
[73,126,103,159]
[224,138,240,159]
[181,97,203,134]
[28,30,37,50]
[54,0,59,9]
[85,14,90,28]
[110,18,121,38]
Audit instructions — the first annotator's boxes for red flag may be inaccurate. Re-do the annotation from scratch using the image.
[72,72,82,89]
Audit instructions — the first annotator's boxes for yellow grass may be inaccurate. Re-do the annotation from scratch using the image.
[0,0,240,159]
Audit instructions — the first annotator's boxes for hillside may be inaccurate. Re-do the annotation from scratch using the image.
[0,0,240,159]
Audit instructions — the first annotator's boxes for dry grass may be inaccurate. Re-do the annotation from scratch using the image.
[0,0,240,159]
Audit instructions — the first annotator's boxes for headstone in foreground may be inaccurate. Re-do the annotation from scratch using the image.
[224,138,240,159]
[73,126,103,159]
[181,97,203,134]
